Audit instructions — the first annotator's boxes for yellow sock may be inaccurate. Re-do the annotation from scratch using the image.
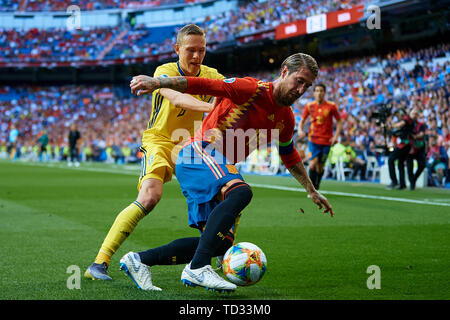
[94,201,148,266]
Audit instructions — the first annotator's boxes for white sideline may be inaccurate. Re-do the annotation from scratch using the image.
[248,183,450,207]
[11,160,450,207]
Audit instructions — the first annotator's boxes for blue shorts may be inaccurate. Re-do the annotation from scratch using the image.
[308,141,331,164]
[175,141,243,230]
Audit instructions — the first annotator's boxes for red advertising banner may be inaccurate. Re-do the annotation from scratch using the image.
[327,4,365,29]
[275,19,306,41]
[275,4,365,40]
[123,0,161,8]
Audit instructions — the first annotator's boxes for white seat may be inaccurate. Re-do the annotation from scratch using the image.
[323,159,334,179]
[366,156,380,181]
[336,156,353,181]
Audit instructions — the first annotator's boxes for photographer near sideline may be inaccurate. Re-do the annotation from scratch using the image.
[406,108,427,190]
[387,108,415,190]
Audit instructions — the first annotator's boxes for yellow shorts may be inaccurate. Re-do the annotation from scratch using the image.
[137,137,182,190]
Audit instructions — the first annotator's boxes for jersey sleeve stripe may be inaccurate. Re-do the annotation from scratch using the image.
[278,139,295,155]
[278,138,293,147]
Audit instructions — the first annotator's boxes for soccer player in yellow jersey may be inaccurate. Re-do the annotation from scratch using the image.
[84,24,224,283]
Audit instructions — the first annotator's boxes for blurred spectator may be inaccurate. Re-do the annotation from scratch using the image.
[68,123,81,167]
[37,129,49,162]
[427,135,449,186]
[406,108,427,190]
[349,137,367,181]
[8,123,19,160]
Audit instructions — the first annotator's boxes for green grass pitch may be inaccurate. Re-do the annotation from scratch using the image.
[0,159,449,300]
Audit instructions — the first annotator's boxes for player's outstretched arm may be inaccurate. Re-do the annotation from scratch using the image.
[159,88,214,113]
[131,75,255,105]
[130,75,187,96]
[288,161,334,217]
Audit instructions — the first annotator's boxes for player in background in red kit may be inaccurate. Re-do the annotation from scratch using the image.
[127,53,334,292]
[297,84,343,190]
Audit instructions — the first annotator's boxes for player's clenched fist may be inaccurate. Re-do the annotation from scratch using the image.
[130,75,159,96]
[130,75,188,96]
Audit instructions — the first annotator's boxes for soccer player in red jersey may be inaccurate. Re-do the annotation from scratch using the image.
[297,84,343,190]
[129,53,334,292]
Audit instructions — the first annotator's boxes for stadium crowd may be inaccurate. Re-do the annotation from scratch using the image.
[0,84,148,164]
[0,0,200,12]
[0,26,124,62]
[1,43,449,187]
[201,0,362,42]
[0,0,364,63]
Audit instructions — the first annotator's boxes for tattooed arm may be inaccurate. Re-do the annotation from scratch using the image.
[288,161,334,217]
[131,75,257,106]
[130,75,214,112]
[130,75,188,96]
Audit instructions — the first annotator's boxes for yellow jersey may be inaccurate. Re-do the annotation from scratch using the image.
[143,61,225,144]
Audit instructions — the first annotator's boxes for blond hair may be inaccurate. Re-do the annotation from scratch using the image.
[176,24,206,45]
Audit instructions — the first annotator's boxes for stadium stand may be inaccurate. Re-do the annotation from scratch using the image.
[0,0,203,12]
[0,26,123,62]
[0,0,365,63]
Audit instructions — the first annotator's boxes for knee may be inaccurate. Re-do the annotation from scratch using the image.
[138,187,162,212]
[224,181,253,204]
[310,160,319,171]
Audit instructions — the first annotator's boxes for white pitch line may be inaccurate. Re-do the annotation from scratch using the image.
[248,183,450,207]
[7,160,450,207]
[14,161,140,176]
[423,198,450,203]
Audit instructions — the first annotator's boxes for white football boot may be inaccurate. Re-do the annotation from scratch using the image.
[119,252,162,291]
[181,263,236,292]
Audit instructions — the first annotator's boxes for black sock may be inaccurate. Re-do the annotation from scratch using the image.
[190,182,252,269]
[309,169,318,189]
[214,230,234,256]
[316,171,324,190]
[138,237,199,266]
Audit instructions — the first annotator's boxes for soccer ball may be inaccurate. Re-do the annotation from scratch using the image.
[222,242,267,286]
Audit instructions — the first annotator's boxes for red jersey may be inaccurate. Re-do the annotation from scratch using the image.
[184,76,302,168]
[302,100,340,145]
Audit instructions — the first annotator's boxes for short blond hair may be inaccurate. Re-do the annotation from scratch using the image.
[281,53,319,78]
[176,24,206,46]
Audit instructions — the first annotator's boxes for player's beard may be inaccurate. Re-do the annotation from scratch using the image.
[280,91,300,106]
